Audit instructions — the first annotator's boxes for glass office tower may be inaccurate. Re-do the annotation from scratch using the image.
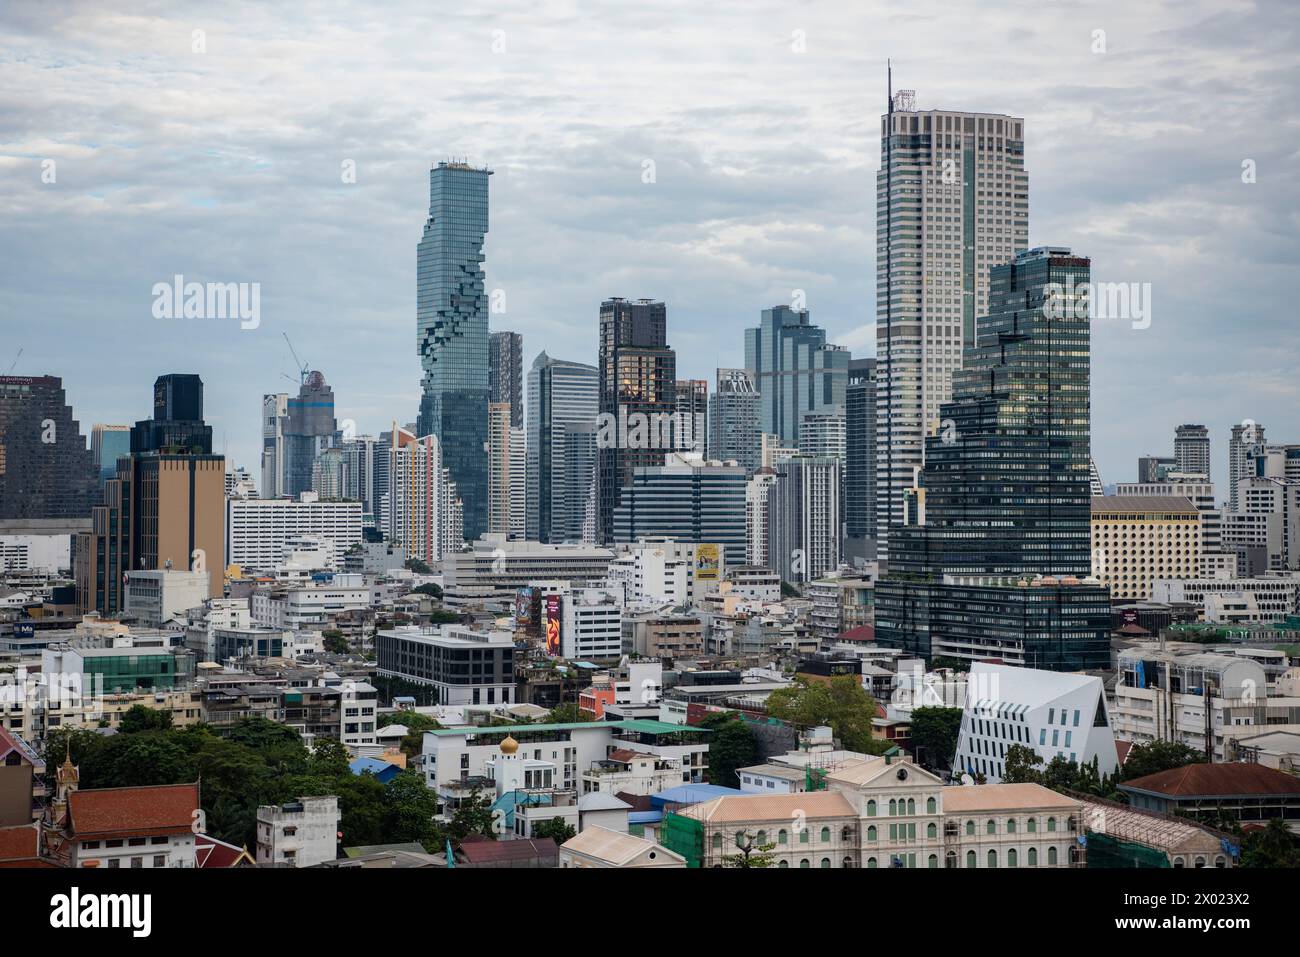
[874,247,1110,671]
[743,305,848,448]
[416,161,492,540]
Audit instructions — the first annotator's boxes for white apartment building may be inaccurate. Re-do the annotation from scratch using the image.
[0,533,71,575]
[339,679,378,749]
[745,470,777,567]
[1111,648,1300,761]
[442,536,614,605]
[124,569,211,627]
[375,624,515,707]
[249,576,370,631]
[226,492,363,572]
[256,795,340,868]
[954,663,1118,783]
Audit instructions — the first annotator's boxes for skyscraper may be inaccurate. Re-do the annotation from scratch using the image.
[844,358,877,560]
[527,353,598,544]
[767,455,841,584]
[1174,424,1211,477]
[597,298,676,544]
[261,392,289,499]
[282,371,336,497]
[708,368,762,474]
[416,161,492,541]
[743,305,848,447]
[90,424,131,487]
[487,402,516,538]
[674,379,708,456]
[1228,420,1265,512]
[0,375,97,520]
[874,247,1110,671]
[489,331,524,430]
[76,375,224,614]
[876,89,1029,560]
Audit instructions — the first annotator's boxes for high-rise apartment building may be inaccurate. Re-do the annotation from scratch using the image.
[1228,421,1265,512]
[1174,424,1211,477]
[416,161,492,540]
[527,353,598,544]
[744,305,848,447]
[876,91,1028,559]
[489,330,524,429]
[874,248,1109,671]
[597,298,676,544]
[261,393,289,499]
[0,375,97,521]
[385,430,459,565]
[487,402,518,538]
[844,358,877,559]
[708,368,762,474]
[767,456,841,584]
[674,379,708,457]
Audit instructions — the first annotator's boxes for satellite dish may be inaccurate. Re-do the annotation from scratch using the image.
[960,773,974,787]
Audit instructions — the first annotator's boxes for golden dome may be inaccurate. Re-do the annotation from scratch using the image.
[499,735,519,755]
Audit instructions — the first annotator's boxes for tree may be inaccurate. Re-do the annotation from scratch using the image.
[531,817,576,844]
[378,711,442,757]
[383,770,443,849]
[1120,741,1206,781]
[1240,818,1299,868]
[766,676,890,755]
[426,608,463,625]
[707,719,757,788]
[117,705,174,735]
[723,831,778,868]
[321,630,350,654]
[446,787,498,842]
[908,707,962,770]
[405,558,432,575]
[779,581,801,599]
[411,583,443,599]
[547,702,591,724]
[1002,744,1044,784]
[930,657,970,674]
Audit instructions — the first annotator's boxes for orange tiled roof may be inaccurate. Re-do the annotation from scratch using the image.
[68,782,200,840]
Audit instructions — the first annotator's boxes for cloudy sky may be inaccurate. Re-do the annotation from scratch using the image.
[2,0,1297,492]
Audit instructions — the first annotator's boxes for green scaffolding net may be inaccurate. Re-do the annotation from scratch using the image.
[1085,833,1169,868]
[662,812,705,868]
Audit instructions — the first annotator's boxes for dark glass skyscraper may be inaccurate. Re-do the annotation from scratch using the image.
[875,247,1110,671]
[130,373,213,455]
[844,358,877,560]
[708,368,762,474]
[597,298,676,544]
[0,375,97,520]
[526,352,598,544]
[489,330,524,429]
[417,161,492,540]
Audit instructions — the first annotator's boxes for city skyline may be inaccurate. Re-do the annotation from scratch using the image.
[3,2,1295,496]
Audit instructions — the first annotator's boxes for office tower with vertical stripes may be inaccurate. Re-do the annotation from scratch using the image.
[527,353,598,544]
[489,330,524,429]
[708,368,762,474]
[744,305,848,448]
[844,358,877,560]
[876,85,1028,560]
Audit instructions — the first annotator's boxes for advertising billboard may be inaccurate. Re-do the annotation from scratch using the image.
[695,543,721,582]
[545,594,562,656]
[515,587,535,631]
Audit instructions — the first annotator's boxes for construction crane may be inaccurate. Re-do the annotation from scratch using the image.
[282,332,308,385]
[6,347,21,374]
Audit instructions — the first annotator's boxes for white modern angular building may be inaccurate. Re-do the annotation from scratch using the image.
[954,663,1118,783]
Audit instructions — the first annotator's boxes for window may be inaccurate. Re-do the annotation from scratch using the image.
[926,796,937,814]
[889,799,897,816]
[755,831,767,846]
[945,850,957,869]
[712,833,722,850]
[987,849,997,869]
[106,858,120,868]
[866,857,877,869]
[1006,818,1016,833]
[130,857,143,868]
[1047,817,1056,832]
[1027,818,1037,833]
[1048,847,1058,865]
[153,855,166,868]
[866,799,877,817]
[1007,849,1017,868]
[927,823,937,839]
[778,860,789,868]
[965,820,975,836]
[928,854,938,869]
[907,798,915,815]
[966,850,976,869]
[986,819,996,835]
[778,829,788,845]
[866,826,877,842]
[799,859,810,869]
[821,858,831,869]
[799,829,809,844]
[819,827,830,842]
[735,832,746,848]
[1028,847,1037,866]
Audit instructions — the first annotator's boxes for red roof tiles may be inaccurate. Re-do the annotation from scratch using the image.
[1123,763,1300,798]
[68,782,200,840]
